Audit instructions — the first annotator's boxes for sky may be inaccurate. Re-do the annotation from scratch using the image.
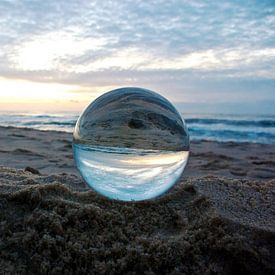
[0,0,274,114]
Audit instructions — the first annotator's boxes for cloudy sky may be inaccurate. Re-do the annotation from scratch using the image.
[0,0,274,113]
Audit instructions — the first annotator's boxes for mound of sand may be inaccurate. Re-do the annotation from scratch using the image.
[0,167,274,274]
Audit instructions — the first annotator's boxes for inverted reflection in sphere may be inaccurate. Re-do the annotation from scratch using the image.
[73,87,189,201]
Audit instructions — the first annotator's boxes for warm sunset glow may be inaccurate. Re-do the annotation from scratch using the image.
[121,151,189,166]
[0,77,79,101]
[0,77,115,112]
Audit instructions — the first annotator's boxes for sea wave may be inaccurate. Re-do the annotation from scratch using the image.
[186,118,275,128]
[23,121,76,126]
[0,113,275,144]
[189,127,275,144]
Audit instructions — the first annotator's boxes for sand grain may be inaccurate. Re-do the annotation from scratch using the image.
[0,167,274,274]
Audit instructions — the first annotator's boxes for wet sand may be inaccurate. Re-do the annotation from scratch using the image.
[0,126,274,274]
[0,126,274,180]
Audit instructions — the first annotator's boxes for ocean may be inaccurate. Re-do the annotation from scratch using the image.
[0,112,274,144]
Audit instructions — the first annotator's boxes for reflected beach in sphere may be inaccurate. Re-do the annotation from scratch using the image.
[73,87,189,201]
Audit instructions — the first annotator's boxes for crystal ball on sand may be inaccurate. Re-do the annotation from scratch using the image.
[73,87,190,201]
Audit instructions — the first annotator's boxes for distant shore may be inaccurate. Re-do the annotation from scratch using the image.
[0,112,274,144]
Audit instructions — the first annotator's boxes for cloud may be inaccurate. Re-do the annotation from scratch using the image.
[9,29,109,71]
[0,0,274,107]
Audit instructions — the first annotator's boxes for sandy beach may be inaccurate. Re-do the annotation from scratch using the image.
[0,126,274,274]
[1,0,274,273]
[0,126,274,180]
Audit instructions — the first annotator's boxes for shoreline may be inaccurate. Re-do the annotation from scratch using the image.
[0,126,274,180]
[1,125,274,146]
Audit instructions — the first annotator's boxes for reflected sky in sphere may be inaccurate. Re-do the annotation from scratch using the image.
[73,87,189,201]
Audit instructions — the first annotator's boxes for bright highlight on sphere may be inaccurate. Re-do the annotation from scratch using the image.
[73,87,190,201]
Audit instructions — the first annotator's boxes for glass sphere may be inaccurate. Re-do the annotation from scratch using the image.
[73,87,189,201]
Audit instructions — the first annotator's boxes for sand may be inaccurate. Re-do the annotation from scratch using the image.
[0,126,274,179]
[0,126,274,274]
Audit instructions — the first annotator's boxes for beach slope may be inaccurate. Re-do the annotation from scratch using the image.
[0,166,274,274]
